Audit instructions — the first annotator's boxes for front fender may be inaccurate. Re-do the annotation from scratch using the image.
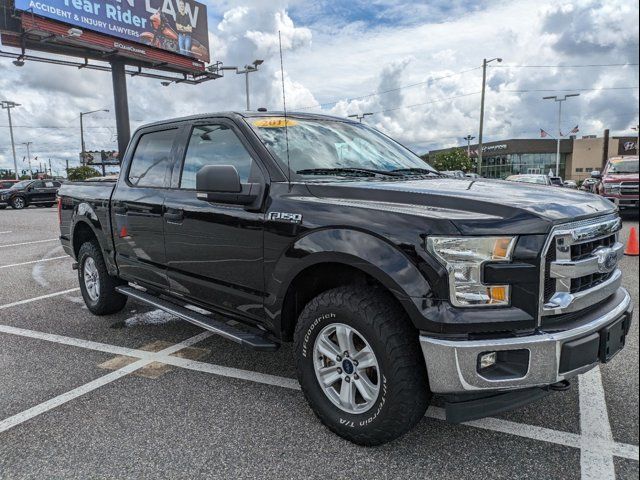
[266,228,433,329]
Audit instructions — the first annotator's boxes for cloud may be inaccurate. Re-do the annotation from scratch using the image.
[0,0,638,174]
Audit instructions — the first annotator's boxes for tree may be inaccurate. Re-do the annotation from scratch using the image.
[431,148,475,173]
[67,166,100,181]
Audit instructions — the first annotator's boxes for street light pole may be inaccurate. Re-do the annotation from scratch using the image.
[543,94,580,177]
[22,142,33,179]
[80,109,110,175]
[477,58,502,176]
[1,100,21,180]
[222,60,264,111]
[463,135,475,159]
[348,113,373,123]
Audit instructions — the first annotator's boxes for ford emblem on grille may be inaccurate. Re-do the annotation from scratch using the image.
[594,247,619,273]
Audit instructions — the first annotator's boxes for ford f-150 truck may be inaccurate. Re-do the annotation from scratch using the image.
[58,112,633,446]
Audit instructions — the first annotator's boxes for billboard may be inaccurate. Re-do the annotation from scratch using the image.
[13,0,210,63]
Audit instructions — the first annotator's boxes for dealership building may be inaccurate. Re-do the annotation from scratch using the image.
[426,134,638,181]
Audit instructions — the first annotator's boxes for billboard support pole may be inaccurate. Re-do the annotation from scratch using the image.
[111,60,130,174]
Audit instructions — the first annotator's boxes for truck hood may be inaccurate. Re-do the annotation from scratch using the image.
[305,177,617,235]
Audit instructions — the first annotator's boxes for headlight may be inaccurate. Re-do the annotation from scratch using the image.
[427,236,516,307]
[604,183,621,194]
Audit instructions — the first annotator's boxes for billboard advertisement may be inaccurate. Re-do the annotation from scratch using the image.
[13,0,210,63]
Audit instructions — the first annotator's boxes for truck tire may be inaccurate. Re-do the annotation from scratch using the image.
[77,241,127,315]
[294,285,430,446]
[10,196,26,209]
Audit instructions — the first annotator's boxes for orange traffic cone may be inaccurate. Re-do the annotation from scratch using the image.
[625,227,639,256]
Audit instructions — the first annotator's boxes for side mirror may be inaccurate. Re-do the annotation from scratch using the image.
[591,170,602,179]
[196,165,261,206]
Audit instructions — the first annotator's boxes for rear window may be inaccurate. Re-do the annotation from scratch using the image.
[128,129,177,188]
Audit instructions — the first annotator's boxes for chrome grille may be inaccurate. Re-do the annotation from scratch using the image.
[620,182,639,196]
[539,215,623,319]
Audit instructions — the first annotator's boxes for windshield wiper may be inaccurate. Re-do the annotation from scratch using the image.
[389,168,442,176]
[296,168,402,177]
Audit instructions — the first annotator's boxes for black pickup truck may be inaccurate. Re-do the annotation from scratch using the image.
[0,179,61,209]
[58,112,633,446]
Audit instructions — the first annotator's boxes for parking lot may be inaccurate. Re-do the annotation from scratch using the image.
[0,207,637,479]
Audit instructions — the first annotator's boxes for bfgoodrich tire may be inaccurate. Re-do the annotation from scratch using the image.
[294,286,431,446]
[78,241,127,315]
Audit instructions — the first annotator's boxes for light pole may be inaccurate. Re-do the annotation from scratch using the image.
[1,100,21,180]
[221,60,264,111]
[348,113,373,123]
[80,109,109,174]
[22,142,33,179]
[543,94,580,177]
[463,135,475,159]
[477,57,502,176]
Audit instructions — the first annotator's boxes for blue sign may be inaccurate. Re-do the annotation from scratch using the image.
[14,0,210,62]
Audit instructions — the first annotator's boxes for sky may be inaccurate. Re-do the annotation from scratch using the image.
[0,0,638,176]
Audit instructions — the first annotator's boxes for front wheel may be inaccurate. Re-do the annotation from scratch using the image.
[10,197,26,209]
[294,286,430,446]
[78,241,127,315]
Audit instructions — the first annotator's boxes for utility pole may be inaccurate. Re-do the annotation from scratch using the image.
[1,100,21,180]
[22,142,33,179]
[348,113,373,123]
[477,58,502,176]
[463,135,475,159]
[220,60,264,111]
[80,109,110,175]
[543,94,580,177]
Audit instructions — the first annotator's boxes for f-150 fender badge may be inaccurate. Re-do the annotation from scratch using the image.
[268,212,303,223]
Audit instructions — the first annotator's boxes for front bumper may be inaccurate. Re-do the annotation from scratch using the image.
[603,195,639,209]
[420,287,633,394]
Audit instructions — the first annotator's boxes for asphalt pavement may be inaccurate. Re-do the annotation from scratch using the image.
[0,206,638,479]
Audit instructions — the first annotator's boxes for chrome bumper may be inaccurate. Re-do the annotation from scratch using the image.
[420,288,632,394]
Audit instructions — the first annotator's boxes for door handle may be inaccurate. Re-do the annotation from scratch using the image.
[164,208,184,224]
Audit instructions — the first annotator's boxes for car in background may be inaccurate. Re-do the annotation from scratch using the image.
[580,177,598,193]
[440,170,466,178]
[594,156,639,211]
[505,174,552,186]
[0,179,20,190]
[563,180,578,189]
[0,179,62,210]
[465,172,481,179]
[549,176,564,187]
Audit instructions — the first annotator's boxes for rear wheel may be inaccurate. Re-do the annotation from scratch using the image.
[10,197,26,209]
[78,241,127,315]
[294,285,430,446]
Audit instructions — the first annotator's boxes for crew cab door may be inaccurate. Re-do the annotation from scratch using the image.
[111,126,179,289]
[162,120,266,321]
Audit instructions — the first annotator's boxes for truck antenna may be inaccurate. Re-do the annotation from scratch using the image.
[279,31,292,190]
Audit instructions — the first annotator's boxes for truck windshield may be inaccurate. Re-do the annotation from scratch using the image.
[247,116,437,178]
[606,159,639,174]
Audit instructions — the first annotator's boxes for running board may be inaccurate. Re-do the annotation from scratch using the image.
[116,286,278,352]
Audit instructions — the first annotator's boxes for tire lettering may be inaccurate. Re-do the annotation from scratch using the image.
[302,312,336,358]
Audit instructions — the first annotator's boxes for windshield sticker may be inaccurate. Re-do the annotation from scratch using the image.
[253,118,298,128]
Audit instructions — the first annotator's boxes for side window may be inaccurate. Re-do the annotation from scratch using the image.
[128,129,177,188]
[45,181,54,188]
[53,182,62,187]
[31,181,44,189]
[180,125,255,189]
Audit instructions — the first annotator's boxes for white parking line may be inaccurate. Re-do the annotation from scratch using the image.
[0,238,58,248]
[0,331,212,434]
[0,231,12,234]
[0,256,68,269]
[579,367,616,479]
[0,288,80,310]
[0,322,638,463]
